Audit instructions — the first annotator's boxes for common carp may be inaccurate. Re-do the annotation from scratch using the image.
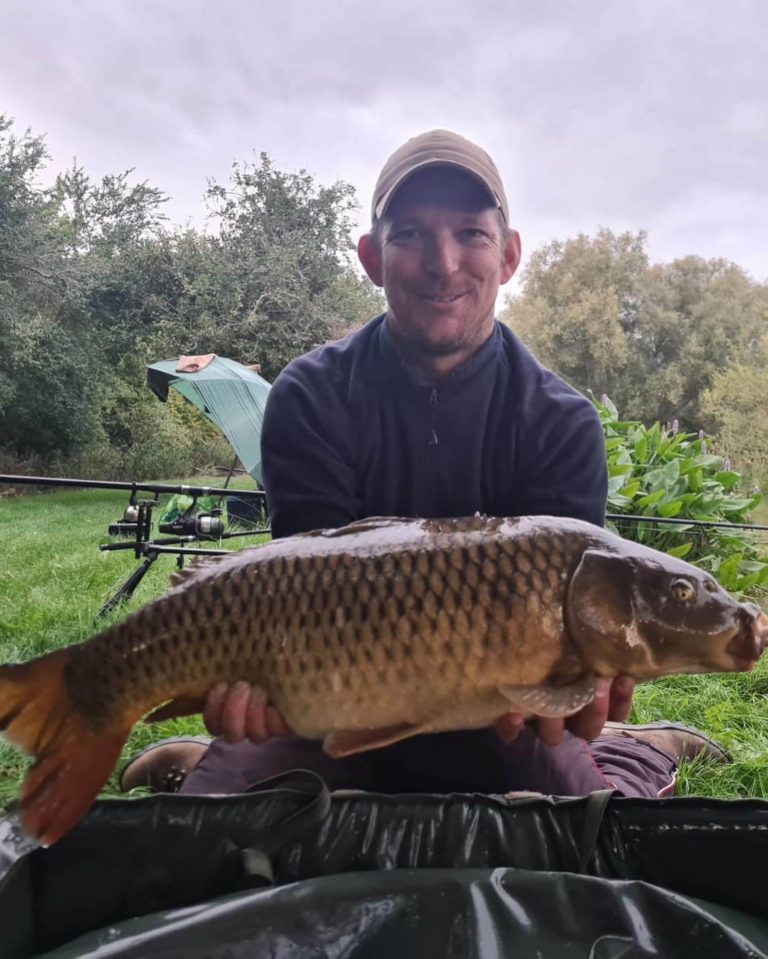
[1,514,767,845]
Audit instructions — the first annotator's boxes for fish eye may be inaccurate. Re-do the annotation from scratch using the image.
[671,578,696,602]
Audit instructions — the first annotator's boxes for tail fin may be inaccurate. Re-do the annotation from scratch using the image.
[0,649,129,846]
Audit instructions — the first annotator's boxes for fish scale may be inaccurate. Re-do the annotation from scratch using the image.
[84,524,564,728]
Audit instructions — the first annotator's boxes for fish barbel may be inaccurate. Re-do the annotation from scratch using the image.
[1,514,767,845]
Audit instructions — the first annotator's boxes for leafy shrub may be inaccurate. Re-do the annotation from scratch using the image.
[98,378,232,480]
[1,314,108,458]
[118,398,231,480]
[2,401,232,484]
[165,391,224,442]
[595,395,768,598]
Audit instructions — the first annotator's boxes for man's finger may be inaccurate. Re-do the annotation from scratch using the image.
[220,681,252,743]
[244,686,269,743]
[567,678,611,741]
[495,713,525,744]
[608,674,636,722]
[203,682,229,737]
[535,716,566,747]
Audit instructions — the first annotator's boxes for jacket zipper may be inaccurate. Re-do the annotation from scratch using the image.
[428,388,439,446]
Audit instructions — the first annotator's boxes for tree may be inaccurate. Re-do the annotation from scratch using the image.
[203,153,383,379]
[1,313,106,457]
[0,117,173,461]
[55,164,167,257]
[502,229,768,430]
[700,359,768,483]
[502,229,645,405]
[0,116,64,307]
[629,257,768,427]
[0,118,382,473]
[0,117,103,456]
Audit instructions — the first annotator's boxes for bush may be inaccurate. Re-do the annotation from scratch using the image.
[1,395,233,484]
[595,395,768,599]
[117,399,232,480]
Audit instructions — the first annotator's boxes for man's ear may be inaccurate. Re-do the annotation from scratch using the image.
[358,233,384,287]
[500,229,521,284]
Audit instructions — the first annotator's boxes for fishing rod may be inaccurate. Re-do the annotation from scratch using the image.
[0,473,266,500]
[5,472,766,611]
[606,513,768,533]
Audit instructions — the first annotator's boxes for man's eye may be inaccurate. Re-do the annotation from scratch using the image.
[391,228,420,242]
[461,228,488,241]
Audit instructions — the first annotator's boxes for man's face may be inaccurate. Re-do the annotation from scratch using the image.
[359,168,520,364]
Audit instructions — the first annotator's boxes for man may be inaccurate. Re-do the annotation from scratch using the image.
[123,130,728,797]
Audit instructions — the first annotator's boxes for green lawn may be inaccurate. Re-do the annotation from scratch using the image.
[0,478,269,807]
[1,482,768,807]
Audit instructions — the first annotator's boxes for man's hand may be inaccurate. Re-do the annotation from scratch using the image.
[495,675,636,747]
[203,681,292,743]
[203,674,636,750]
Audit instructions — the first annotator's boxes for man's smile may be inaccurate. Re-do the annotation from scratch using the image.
[419,291,470,303]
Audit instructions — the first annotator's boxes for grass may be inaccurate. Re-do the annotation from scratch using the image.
[1,481,768,807]
[0,477,269,807]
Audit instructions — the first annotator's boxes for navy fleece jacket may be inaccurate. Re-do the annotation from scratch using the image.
[261,314,607,539]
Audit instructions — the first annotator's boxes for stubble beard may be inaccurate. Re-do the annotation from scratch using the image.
[388,302,496,361]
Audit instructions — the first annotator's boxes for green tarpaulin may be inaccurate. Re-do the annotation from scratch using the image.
[146,357,271,486]
[3,783,768,957]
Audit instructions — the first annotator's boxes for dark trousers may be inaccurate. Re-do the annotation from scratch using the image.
[181,727,677,799]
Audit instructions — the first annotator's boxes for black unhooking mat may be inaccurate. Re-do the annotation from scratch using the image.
[2,773,768,958]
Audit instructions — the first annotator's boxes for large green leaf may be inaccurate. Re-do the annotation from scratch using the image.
[657,500,683,518]
[607,474,628,495]
[618,479,641,498]
[666,542,693,559]
[635,489,666,508]
[713,471,741,490]
[662,459,681,484]
[604,436,625,451]
[596,395,768,601]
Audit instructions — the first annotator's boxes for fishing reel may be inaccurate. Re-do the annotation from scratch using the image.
[108,504,144,537]
[108,492,226,541]
[108,500,156,538]
[158,510,225,538]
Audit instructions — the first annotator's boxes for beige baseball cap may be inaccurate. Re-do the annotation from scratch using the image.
[371,129,510,224]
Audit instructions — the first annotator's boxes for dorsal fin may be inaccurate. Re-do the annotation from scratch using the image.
[168,553,237,588]
[168,566,199,588]
[306,517,415,539]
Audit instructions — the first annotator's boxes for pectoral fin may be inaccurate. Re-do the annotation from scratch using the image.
[323,721,427,758]
[498,676,597,718]
[145,693,208,723]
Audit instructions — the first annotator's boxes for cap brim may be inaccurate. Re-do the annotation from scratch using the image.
[373,160,505,222]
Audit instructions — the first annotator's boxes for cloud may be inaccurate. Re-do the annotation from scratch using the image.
[1,0,766,279]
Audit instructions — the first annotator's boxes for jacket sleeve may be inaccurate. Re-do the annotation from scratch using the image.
[515,391,608,528]
[261,361,362,539]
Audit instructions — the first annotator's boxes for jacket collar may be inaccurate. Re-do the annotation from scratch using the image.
[377,314,502,389]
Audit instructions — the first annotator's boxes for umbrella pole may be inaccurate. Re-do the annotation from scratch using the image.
[222,454,239,491]
[214,453,241,514]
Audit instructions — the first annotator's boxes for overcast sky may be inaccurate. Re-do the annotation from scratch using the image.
[2,0,766,292]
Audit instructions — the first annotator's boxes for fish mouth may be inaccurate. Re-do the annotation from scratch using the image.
[724,607,768,671]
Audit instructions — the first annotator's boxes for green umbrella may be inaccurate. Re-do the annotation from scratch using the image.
[147,356,271,485]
